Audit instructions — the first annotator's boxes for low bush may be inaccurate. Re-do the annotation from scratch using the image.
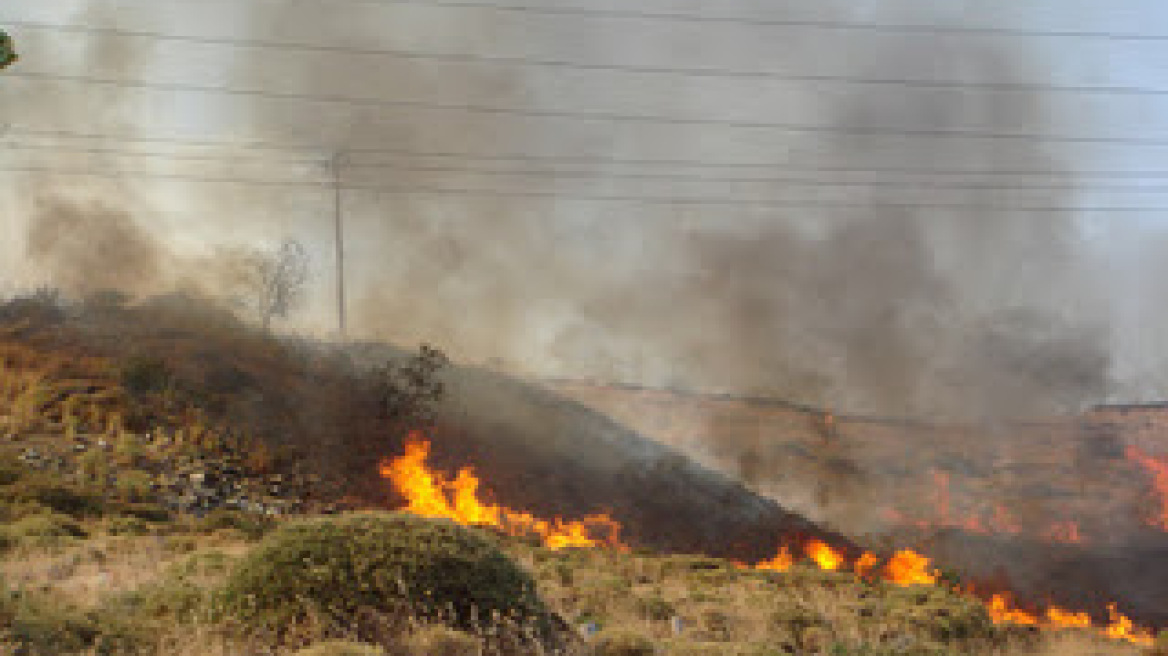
[197,508,275,541]
[220,513,555,639]
[5,512,87,548]
[592,629,656,656]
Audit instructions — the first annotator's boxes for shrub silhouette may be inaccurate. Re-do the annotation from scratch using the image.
[221,512,552,635]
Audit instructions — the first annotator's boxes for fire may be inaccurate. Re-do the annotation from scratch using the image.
[986,594,1152,646]
[381,438,1157,646]
[884,549,938,586]
[806,539,844,571]
[1127,445,1168,530]
[756,545,795,572]
[380,435,623,549]
[1105,604,1154,646]
[853,552,880,578]
[988,594,1039,626]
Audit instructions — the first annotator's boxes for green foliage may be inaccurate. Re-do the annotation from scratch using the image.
[372,344,448,426]
[0,30,17,70]
[105,515,152,536]
[196,508,275,541]
[0,587,148,656]
[592,629,656,656]
[5,512,87,548]
[1,475,106,518]
[293,641,387,656]
[114,469,154,502]
[119,355,172,396]
[220,512,553,636]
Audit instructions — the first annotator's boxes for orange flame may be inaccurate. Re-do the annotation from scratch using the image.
[884,549,938,586]
[380,435,623,550]
[853,552,881,578]
[806,539,844,571]
[1105,604,1154,646]
[382,438,1156,646]
[1127,446,1168,530]
[756,545,795,572]
[986,594,1152,646]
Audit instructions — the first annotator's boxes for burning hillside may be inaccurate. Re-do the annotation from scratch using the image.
[379,433,1158,647]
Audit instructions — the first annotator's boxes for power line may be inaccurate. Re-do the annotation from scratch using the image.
[12,140,1168,190]
[14,127,1168,178]
[2,141,326,164]
[12,71,1168,147]
[9,20,1168,97]
[3,164,1165,213]
[8,127,321,154]
[16,144,1168,191]
[117,0,1168,42]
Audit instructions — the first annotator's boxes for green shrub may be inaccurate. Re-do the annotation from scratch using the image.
[120,356,171,395]
[115,501,171,524]
[105,516,152,536]
[6,513,87,548]
[401,625,482,656]
[592,629,656,656]
[220,513,553,636]
[293,641,387,656]
[197,508,274,541]
[2,477,105,518]
[113,469,154,502]
[0,588,149,656]
[78,448,111,486]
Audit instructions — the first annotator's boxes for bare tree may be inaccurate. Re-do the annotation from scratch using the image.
[249,239,310,331]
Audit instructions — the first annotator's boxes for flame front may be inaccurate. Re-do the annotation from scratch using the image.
[1127,446,1168,530]
[806,539,844,571]
[380,435,623,549]
[382,437,1155,646]
[885,549,938,586]
[756,545,795,572]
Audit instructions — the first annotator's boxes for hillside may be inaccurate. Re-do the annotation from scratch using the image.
[0,292,1162,654]
[547,381,1168,627]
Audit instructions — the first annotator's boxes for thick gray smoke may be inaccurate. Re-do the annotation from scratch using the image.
[2,0,1131,419]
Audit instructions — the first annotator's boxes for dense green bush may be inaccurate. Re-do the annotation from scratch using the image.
[220,513,553,635]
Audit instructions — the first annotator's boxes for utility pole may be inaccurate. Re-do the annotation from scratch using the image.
[329,151,347,341]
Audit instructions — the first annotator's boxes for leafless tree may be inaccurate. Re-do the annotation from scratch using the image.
[250,239,310,331]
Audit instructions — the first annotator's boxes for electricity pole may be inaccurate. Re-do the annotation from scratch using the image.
[329,151,347,341]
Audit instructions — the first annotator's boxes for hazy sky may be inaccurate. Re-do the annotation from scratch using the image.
[4,0,1168,410]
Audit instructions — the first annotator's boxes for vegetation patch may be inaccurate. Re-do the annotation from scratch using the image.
[220,512,556,640]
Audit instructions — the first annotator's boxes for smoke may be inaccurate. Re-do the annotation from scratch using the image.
[25,196,163,296]
[1,0,1134,421]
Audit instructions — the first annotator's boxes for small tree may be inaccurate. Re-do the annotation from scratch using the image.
[250,239,310,331]
[373,344,449,427]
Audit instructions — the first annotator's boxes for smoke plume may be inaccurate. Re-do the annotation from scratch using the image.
[0,0,1142,422]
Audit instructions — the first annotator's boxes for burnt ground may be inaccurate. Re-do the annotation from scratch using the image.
[0,294,856,564]
[550,380,1168,628]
